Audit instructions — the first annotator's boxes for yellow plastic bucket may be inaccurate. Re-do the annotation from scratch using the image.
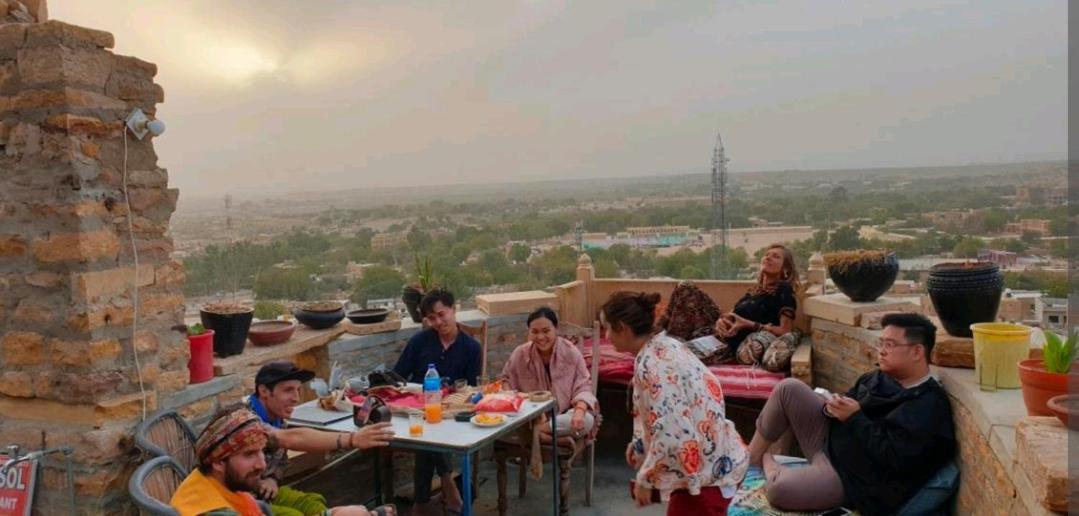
[971,323,1032,391]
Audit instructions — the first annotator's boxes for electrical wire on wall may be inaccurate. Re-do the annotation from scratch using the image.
[121,127,148,421]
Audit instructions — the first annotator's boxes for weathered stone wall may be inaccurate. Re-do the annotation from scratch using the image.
[950,394,1025,515]
[0,15,192,513]
[809,318,880,393]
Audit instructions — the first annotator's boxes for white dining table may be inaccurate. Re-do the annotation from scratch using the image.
[287,395,560,516]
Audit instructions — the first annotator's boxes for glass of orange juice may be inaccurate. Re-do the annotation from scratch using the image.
[409,412,424,437]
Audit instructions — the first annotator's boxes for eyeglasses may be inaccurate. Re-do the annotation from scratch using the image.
[875,339,915,351]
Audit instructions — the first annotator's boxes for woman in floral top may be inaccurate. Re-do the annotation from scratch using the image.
[602,291,748,516]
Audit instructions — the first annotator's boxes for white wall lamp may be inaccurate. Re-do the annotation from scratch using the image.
[125,108,166,140]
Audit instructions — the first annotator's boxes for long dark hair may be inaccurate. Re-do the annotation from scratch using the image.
[601,291,662,337]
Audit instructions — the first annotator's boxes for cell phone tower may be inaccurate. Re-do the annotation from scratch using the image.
[710,132,730,279]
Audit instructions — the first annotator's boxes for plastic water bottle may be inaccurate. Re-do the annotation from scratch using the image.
[423,364,442,423]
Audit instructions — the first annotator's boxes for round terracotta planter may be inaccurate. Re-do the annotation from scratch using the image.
[1047,395,1079,431]
[247,320,296,346]
[1017,359,1078,416]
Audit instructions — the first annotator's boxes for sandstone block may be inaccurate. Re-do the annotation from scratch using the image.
[24,270,62,288]
[75,265,153,302]
[3,121,39,156]
[105,70,162,102]
[0,23,26,52]
[0,87,126,114]
[31,228,119,263]
[805,293,920,326]
[44,113,119,136]
[17,45,112,90]
[0,370,33,397]
[0,233,27,257]
[66,303,134,332]
[931,334,975,369]
[24,20,114,50]
[1,330,44,366]
[154,259,186,287]
[111,54,156,78]
[12,297,53,325]
[179,397,216,421]
[1015,417,1071,513]
[45,425,129,466]
[157,369,189,393]
[0,60,15,93]
[476,290,559,316]
[137,292,184,321]
[50,338,121,367]
[127,168,168,188]
[134,331,158,353]
[22,0,46,22]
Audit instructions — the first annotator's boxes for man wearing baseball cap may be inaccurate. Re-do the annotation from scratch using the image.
[171,406,395,516]
[245,360,395,516]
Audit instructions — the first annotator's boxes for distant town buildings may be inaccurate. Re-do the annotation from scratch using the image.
[1004,219,1051,236]
[1036,297,1068,331]
[978,249,1019,267]
[625,225,692,238]
[1016,185,1068,206]
[371,232,408,250]
[925,209,977,229]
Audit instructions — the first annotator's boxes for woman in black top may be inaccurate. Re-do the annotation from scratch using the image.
[712,244,801,371]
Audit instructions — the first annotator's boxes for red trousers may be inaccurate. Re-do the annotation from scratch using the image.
[668,486,732,516]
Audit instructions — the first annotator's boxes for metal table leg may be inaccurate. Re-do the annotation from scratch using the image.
[551,404,559,515]
[462,452,473,516]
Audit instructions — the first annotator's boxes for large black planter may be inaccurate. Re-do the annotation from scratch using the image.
[401,286,424,323]
[200,306,254,357]
[927,262,1004,338]
[293,302,345,330]
[825,251,899,302]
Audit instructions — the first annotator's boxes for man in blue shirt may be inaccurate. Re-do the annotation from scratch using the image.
[248,360,396,516]
[394,289,481,515]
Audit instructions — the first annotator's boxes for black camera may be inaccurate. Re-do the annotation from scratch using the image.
[352,395,392,427]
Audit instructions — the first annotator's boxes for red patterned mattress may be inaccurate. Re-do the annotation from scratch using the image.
[579,339,785,400]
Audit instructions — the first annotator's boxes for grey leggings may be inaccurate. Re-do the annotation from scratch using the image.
[756,378,845,511]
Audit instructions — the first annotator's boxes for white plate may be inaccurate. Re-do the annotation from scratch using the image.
[470,413,507,427]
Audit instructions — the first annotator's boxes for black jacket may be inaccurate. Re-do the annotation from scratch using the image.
[826,370,956,515]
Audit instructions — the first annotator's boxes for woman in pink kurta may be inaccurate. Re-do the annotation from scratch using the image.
[501,307,599,442]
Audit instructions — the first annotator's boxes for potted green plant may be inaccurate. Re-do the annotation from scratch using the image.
[401,255,436,323]
[1018,330,1078,416]
[186,323,215,384]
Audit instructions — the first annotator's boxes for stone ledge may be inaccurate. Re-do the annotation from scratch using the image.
[212,325,345,376]
[160,374,240,410]
[804,293,919,326]
[1015,418,1071,513]
[476,290,558,316]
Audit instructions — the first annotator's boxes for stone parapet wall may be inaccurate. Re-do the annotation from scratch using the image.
[0,15,188,513]
[807,293,1063,515]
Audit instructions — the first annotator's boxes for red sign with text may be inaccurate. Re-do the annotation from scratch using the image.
[0,454,35,516]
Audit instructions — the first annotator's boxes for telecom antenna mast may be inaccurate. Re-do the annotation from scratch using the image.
[710,133,730,279]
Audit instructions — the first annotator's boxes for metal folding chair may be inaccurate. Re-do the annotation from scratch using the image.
[133,409,199,473]
[128,456,185,516]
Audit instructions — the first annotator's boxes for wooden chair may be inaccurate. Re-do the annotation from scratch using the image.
[493,319,601,515]
[128,456,185,516]
[133,409,199,473]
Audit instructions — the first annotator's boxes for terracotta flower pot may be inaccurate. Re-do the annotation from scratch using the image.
[247,320,296,346]
[1047,395,1079,431]
[1017,359,1078,416]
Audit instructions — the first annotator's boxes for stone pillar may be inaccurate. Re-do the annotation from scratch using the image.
[0,13,186,513]
[576,253,594,323]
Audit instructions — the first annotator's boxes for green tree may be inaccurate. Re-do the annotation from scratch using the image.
[952,237,984,258]
[351,266,406,307]
[829,225,861,251]
[989,238,1027,253]
[1020,231,1041,245]
[509,243,531,264]
[982,210,1008,233]
[679,265,706,279]
[254,268,312,301]
[1049,239,1068,259]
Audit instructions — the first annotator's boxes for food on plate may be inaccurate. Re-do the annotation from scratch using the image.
[474,413,505,425]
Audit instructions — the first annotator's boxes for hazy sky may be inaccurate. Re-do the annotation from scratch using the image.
[52,1,1066,198]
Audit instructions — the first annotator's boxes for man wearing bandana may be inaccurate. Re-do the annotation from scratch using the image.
[171,406,396,516]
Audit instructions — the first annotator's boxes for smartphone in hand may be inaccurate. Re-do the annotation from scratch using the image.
[814,387,835,401]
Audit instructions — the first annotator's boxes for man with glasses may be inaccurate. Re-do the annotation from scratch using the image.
[743,313,956,514]
[393,289,481,515]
